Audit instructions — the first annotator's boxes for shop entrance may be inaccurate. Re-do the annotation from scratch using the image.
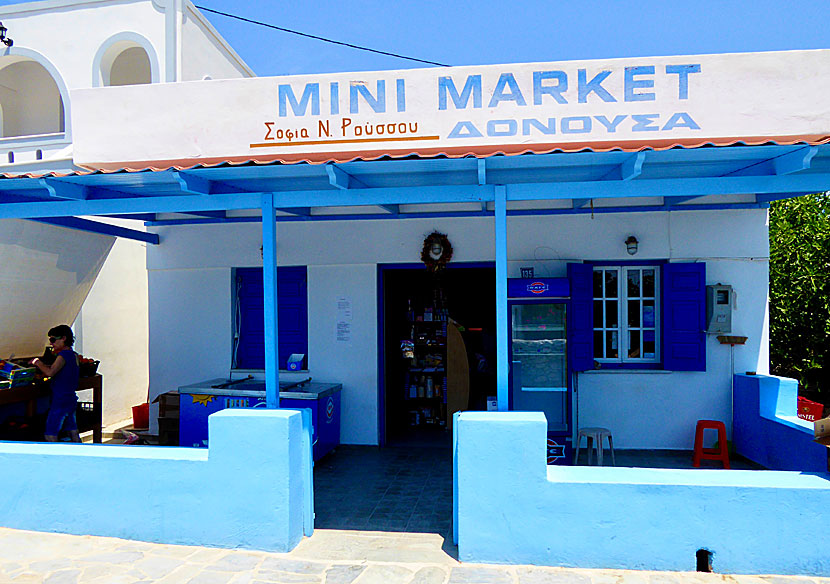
[379,264,496,447]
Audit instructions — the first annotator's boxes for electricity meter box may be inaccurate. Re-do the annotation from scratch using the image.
[706,284,733,333]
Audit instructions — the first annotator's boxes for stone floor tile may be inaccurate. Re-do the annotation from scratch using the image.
[149,563,206,584]
[258,558,328,574]
[322,565,366,584]
[186,571,236,584]
[186,548,232,564]
[448,566,514,584]
[410,567,450,584]
[516,567,592,584]
[44,569,82,584]
[251,569,322,583]
[12,574,50,583]
[353,564,415,584]
[79,550,145,564]
[132,555,189,579]
[207,553,264,572]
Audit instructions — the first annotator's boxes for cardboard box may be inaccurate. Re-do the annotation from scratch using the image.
[486,397,498,411]
[815,416,830,447]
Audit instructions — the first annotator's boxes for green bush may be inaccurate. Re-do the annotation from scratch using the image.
[769,192,830,388]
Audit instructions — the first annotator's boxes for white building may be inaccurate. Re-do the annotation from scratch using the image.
[0,0,252,425]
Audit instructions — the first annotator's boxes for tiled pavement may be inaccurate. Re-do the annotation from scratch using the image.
[1,526,826,584]
[313,445,453,537]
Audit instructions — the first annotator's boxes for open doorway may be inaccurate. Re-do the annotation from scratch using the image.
[380,264,496,447]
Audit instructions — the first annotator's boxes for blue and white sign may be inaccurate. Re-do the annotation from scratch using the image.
[73,50,830,169]
[508,278,569,298]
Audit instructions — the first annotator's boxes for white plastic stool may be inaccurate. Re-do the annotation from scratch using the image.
[575,427,615,466]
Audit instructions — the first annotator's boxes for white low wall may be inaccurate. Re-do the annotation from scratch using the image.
[0,409,311,552]
[455,411,830,575]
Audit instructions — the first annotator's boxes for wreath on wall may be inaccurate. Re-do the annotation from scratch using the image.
[421,231,453,271]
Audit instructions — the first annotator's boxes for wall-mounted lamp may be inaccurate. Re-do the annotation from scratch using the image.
[0,23,13,48]
[625,235,639,255]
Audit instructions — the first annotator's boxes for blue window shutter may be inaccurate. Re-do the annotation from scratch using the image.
[568,263,593,372]
[235,267,308,370]
[662,262,706,371]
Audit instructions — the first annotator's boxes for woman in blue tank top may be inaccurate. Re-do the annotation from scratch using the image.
[30,325,81,442]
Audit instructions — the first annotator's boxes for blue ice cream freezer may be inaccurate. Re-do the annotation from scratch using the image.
[177,378,342,460]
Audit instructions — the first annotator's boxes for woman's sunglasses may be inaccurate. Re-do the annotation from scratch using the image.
[48,336,59,343]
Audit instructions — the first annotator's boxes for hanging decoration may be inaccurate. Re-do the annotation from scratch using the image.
[421,232,453,271]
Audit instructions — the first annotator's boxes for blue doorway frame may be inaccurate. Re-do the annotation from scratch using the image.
[376,261,495,447]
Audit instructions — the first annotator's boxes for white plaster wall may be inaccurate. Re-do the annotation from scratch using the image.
[308,265,378,445]
[148,267,232,432]
[0,1,167,90]
[74,220,149,426]
[146,209,769,447]
[181,4,252,81]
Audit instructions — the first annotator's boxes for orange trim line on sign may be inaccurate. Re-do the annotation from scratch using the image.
[250,135,441,148]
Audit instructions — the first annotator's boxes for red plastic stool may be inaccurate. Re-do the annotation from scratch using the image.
[692,420,730,469]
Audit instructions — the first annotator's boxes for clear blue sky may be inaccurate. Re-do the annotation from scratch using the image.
[1,0,828,76]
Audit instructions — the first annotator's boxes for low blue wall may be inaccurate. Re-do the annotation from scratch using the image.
[733,374,828,472]
[455,411,830,575]
[0,409,312,552]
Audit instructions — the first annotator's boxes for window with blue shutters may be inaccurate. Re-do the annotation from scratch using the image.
[571,261,705,371]
[233,267,309,371]
[593,266,661,364]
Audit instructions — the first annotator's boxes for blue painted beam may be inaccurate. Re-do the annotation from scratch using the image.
[378,205,399,213]
[38,178,88,200]
[184,211,226,219]
[174,170,250,196]
[755,192,819,203]
[572,198,592,209]
[601,152,645,181]
[494,185,508,412]
[32,217,160,244]
[146,201,772,226]
[277,207,311,216]
[103,213,158,221]
[0,192,264,219]
[663,195,704,205]
[507,173,830,200]
[773,146,818,175]
[261,193,280,409]
[478,160,488,211]
[326,164,367,190]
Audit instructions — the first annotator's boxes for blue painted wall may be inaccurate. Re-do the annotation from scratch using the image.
[0,409,311,552]
[733,373,828,472]
[455,411,830,575]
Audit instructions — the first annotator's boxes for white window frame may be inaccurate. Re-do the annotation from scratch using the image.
[593,265,661,364]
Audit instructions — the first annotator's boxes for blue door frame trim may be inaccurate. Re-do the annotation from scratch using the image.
[376,261,495,447]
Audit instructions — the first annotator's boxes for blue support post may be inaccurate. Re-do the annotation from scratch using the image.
[495,185,509,411]
[262,193,280,408]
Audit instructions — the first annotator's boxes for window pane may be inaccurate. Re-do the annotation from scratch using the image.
[643,269,655,297]
[593,270,603,297]
[627,270,640,297]
[628,330,641,359]
[593,300,603,326]
[628,300,640,327]
[643,300,655,327]
[605,301,618,328]
[606,331,618,358]
[643,330,656,358]
[594,330,604,358]
[605,270,618,298]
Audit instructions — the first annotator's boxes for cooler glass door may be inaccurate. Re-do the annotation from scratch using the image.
[510,303,568,432]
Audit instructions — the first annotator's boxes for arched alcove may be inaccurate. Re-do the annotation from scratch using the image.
[107,45,152,86]
[94,34,159,87]
[0,57,65,138]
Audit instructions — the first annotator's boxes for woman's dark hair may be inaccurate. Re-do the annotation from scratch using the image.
[48,324,74,346]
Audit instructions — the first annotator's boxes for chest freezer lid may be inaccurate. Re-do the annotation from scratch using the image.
[0,219,115,358]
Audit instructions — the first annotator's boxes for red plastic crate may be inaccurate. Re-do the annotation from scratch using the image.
[797,396,825,422]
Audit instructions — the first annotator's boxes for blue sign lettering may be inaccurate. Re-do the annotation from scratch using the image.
[533,71,568,105]
[350,80,386,114]
[624,66,656,102]
[279,83,320,117]
[577,69,617,103]
[488,73,527,108]
[666,64,701,100]
[438,75,482,110]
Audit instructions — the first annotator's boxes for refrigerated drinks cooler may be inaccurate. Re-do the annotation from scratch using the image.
[508,277,573,465]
